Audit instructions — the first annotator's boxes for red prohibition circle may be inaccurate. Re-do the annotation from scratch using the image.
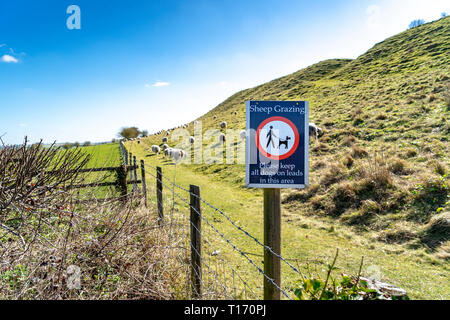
[255,116,300,160]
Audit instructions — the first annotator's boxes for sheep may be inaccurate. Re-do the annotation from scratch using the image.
[164,147,173,157]
[239,130,246,140]
[309,123,324,141]
[162,137,168,143]
[194,120,199,125]
[151,145,161,154]
[213,115,217,120]
[220,121,227,129]
[170,148,186,162]
[189,136,195,144]
[220,133,226,143]
[234,111,238,116]
[162,143,169,150]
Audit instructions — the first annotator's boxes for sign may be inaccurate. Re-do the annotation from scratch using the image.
[245,101,309,188]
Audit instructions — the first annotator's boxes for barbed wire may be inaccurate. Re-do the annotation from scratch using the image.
[141,162,305,278]
[173,210,261,299]
[142,167,293,299]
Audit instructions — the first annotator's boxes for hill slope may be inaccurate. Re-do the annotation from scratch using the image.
[127,17,449,298]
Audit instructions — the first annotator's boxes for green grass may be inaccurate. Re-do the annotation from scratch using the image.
[123,17,450,299]
[74,143,124,198]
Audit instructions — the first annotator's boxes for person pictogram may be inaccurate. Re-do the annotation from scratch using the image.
[266,126,278,149]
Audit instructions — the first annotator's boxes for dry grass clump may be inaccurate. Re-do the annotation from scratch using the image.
[341,135,356,147]
[420,212,450,251]
[388,157,412,175]
[341,200,381,225]
[283,184,320,203]
[342,154,354,168]
[0,197,188,300]
[320,163,346,187]
[377,228,416,244]
[351,145,368,158]
[375,113,387,120]
[430,160,447,176]
[402,148,418,158]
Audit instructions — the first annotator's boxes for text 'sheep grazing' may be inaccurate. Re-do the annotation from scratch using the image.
[249,104,305,115]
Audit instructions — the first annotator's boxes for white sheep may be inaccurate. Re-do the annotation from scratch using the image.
[162,137,168,143]
[151,145,161,154]
[220,121,227,129]
[170,148,186,162]
[162,143,169,150]
[309,123,324,141]
[239,130,246,140]
[164,147,173,157]
[234,111,238,116]
[189,136,195,144]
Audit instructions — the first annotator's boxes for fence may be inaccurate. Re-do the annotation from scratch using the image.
[59,145,145,203]
[119,140,322,300]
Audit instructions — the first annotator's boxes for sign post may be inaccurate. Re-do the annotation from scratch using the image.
[246,101,309,300]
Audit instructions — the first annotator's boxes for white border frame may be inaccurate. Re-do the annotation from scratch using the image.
[245,100,309,189]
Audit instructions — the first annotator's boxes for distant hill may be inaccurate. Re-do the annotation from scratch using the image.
[142,16,449,258]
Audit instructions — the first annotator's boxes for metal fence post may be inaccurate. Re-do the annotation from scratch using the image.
[140,159,147,207]
[190,184,202,298]
[156,167,164,224]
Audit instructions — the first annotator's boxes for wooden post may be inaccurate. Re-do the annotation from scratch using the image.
[263,188,281,300]
[190,184,202,298]
[140,160,147,207]
[133,156,138,191]
[156,166,164,223]
[117,165,128,202]
[129,152,132,173]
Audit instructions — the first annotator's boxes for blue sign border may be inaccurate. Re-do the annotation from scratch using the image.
[245,100,309,189]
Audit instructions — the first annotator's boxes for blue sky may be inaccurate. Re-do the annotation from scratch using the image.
[1,0,449,145]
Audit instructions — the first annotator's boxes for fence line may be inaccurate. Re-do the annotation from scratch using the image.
[120,141,308,300]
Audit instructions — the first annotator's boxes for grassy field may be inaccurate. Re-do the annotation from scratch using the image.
[73,143,124,198]
[123,17,449,299]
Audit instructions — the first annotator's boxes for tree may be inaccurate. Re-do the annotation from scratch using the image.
[408,19,425,29]
[83,141,91,147]
[140,130,149,137]
[62,143,73,150]
[118,127,140,139]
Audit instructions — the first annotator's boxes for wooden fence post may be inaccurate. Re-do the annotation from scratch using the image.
[190,184,202,298]
[264,188,281,300]
[117,164,128,202]
[156,166,164,224]
[140,160,147,207]
[133,156,138,191]
[129,152,132,173]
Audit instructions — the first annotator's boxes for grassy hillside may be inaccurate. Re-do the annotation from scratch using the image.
[126,17,449,299]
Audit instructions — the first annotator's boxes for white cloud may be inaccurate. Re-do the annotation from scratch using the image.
[1,54,18,63]
[149,81,171,87]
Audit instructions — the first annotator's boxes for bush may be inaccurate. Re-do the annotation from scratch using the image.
[408,19,425,29]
